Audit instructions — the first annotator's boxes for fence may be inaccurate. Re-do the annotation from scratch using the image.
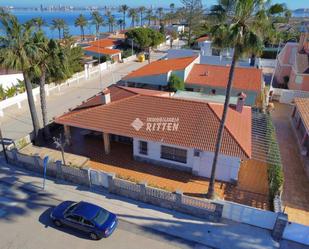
[271,88,309,104]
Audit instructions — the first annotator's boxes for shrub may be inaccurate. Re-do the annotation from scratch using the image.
[168,74,185,91]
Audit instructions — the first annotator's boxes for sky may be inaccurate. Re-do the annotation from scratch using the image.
[1,0,308,10]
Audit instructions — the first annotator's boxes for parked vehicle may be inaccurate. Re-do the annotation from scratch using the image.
[50,201,118,239]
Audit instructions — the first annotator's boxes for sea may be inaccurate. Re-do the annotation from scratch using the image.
[1,9,309,39]
[5,10,122,38]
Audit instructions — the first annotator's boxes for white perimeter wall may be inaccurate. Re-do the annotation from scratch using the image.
[133,138,241,182]
[0,73,24,89]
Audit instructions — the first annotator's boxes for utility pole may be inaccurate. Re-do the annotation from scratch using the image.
[0,127,8,163]
[131,39,134,56]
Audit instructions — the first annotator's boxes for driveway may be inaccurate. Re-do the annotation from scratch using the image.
[271,102,309,225]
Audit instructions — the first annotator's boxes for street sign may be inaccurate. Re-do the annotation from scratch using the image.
[43,156,49,190]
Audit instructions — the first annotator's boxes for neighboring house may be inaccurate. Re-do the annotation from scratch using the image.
[185,64,264,106]
[121,56,199,89]
[274,24,309,90]
[291,98,309,176]
[83,39,122,62]
[55,85,252,183]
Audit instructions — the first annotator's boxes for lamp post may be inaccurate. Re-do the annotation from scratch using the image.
[0,127,8,163]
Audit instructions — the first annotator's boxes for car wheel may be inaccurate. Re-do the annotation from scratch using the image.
[89,232,99,240]
[54,220,62,227]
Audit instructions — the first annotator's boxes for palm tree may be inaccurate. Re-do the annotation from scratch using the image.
[138,6,146,27]
[170,3,175,13]
[156,7,164,24]
[74,14,87,40]
[145,9,153,26]
[91,11,104,37]
[51,18,66,39]
[0,13,41,143]
[107,15,116,32]
[117,19,124,31]
[34,17,46,30]
[128,8,138,27]
[119,5,129,29]
[206,0,266,199]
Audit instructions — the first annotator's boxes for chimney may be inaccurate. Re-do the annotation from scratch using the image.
[236,92,247,113]
[101,88,111,104]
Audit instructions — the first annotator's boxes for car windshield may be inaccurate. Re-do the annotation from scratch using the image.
[92,209,110,226]
[65,203,77,214]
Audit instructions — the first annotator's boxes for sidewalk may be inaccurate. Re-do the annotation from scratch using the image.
[0,160,279,249]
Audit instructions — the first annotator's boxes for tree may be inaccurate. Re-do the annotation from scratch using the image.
[0,12,41,143]
[51,18,66,39]
[181,0,204,46]
[206,0,265,199]
[156,7,164,24]
[145,9,154,26]
[119,5,129,29]
[91,11,104,36]
[138,6,146,27]
[117,19,124,31]
[74,14,87,40]
[107,14,116,32]
[169,30,178,48]
[126,27,164,63]
[32,17,46,31]
[129,8,138,27]
[170,3,175,13]
[168,74,184,91]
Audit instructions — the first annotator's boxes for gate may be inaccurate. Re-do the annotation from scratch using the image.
[89,169,109,188]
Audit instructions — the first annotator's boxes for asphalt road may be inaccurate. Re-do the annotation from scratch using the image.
[0,181,207,249]
[0,51,166,141]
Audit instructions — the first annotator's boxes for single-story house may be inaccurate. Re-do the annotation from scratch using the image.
[185,64,264,106]
[121,56,199,89]
[55,85,252,183]
[84,46,122,62]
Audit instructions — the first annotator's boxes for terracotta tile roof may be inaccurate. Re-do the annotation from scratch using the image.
[56,94,252,159]
[186,64,263,92]
[295,98,309,131]
[84,46,121,55]
[123,56,197,79]
[75,85,171,110]
[196,35,209,42]
[89,39,119,48]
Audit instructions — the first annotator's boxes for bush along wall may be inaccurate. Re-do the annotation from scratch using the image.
[266,116,284,201]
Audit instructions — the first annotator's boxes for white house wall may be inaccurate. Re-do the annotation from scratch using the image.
[133,138,241,182]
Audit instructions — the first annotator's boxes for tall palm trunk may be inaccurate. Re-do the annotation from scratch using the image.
[123,12,126,28]
[58,28,61,39]
[39,68,50,139]
[140,13,143,26]
[23,72,41,144]
[148,47,151,64]
[207,51,238,199]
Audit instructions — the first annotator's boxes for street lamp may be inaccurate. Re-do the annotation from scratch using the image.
[0,127,8,163]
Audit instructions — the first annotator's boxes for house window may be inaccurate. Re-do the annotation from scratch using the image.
[194,149,201,157]
[139,141,148,155]
[161,145,187,163]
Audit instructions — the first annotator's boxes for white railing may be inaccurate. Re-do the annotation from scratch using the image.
[182,195,216,211]
[146,187,176,202]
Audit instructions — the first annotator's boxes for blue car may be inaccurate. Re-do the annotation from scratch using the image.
[50,201,118,240]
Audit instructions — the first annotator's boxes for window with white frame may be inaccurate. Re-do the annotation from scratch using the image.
[161,145,187,163]
[139,141,148,155]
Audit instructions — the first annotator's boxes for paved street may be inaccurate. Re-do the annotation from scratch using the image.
[0,181,206,249]
[0,51,166,141]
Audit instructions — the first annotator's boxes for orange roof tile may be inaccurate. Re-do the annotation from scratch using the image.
[84,46,121,55]
[56,94,251,159]
[196,35,209,42]
[89,39,119,48]
[123,56,197,79]
[76,85,170,110]
[186,64,263,92]
[295,98,309,131]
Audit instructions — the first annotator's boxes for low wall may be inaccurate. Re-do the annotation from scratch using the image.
[271,88,309,104]
[6,146,90,186]
[107,174,223,222]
